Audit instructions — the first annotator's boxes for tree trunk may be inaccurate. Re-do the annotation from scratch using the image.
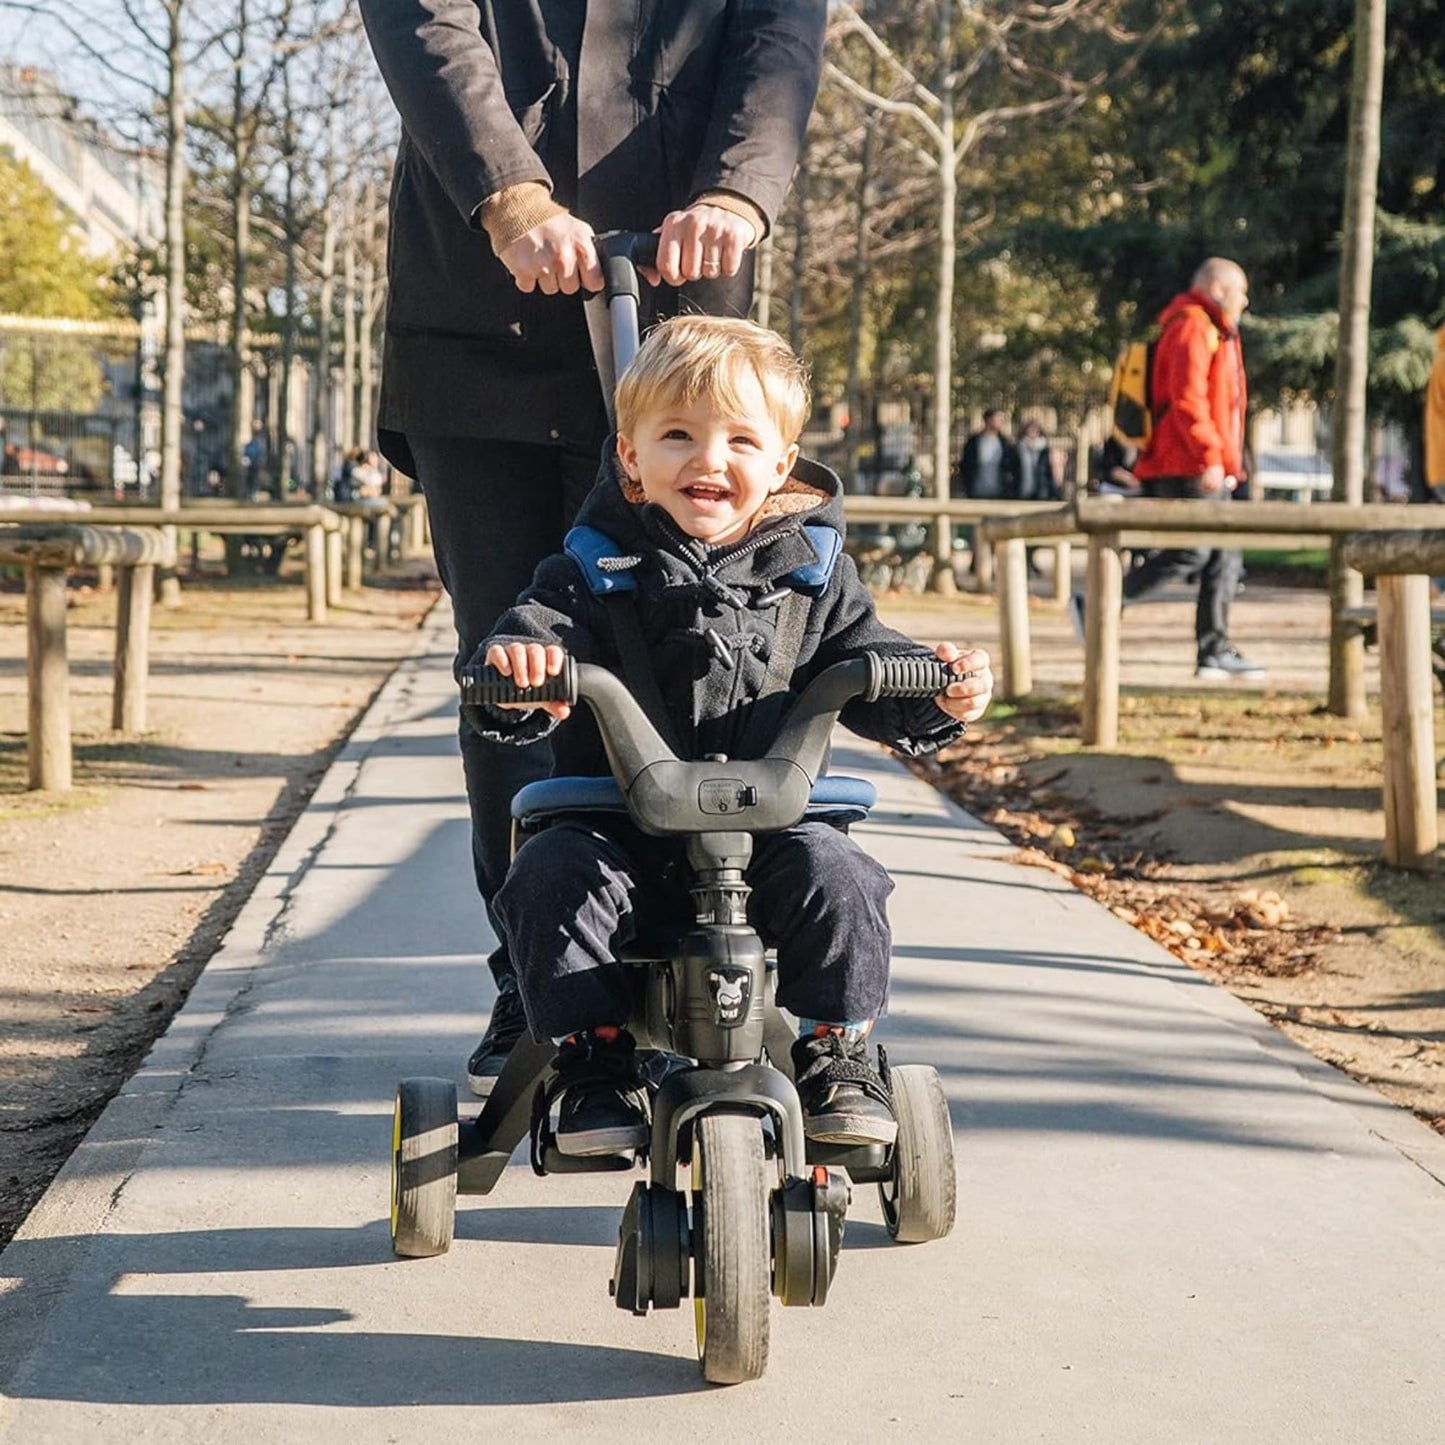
[311,191,338,490]
[788,135,810,358]
[1327,0,1387,718]
[158,0,187,605]
[227,0,251,501]
[341,182,357,450]
[930,0,957,591]
[754,232,773,329]
[844,59,878,496]
[358,181,377,449]
[278,60,298,492]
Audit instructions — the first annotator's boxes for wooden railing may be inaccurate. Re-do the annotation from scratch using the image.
[973,500,1443,869]
[1340,529,1445,869]
[1,523,174,790]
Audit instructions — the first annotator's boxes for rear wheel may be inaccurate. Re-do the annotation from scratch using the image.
[879,1064,956,1243]
[692,1113,771,1384]
[391,1077,458,1258]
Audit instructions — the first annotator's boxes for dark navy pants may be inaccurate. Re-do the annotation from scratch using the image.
[494,819,895,1041]
[408,434,601,983]
[1121,475,1242,661]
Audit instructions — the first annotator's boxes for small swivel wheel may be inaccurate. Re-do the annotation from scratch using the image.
[390,1077,458,1258]
[691,1113,771,1384]
[879,1064,956,1243]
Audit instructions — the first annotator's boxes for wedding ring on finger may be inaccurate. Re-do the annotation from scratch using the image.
[702,251,722,276]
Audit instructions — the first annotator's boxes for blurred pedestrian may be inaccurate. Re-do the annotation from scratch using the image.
[1071,257,1262,679]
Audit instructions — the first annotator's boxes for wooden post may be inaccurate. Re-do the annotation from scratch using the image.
[26,562,71,791]
[1377,573,1439,868]
[1052,541,1072,606]
[112,562,154,733]
[973,533,995,592]
[1082,531,1122,748]
[305,523,327,622]
[998,538,1032,700]
[95,563,115,592]
[372,512,395,570]
[345,515,365,589]
[326,528,343,609]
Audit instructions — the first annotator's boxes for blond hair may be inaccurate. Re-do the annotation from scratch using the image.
[615,314,811,443]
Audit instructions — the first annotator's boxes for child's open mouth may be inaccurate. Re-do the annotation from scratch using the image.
[682,483,732,505]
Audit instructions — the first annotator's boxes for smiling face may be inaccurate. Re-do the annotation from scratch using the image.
[616,372,801,547]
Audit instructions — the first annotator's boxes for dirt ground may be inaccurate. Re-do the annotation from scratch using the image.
[1,557,1442,1251]
[888,580,1445,1136]
[0,547,441,1245]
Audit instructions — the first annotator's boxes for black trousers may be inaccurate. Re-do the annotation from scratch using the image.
[495,819,895,1040]
[409,434,603,982]
[1120,475,1242,660]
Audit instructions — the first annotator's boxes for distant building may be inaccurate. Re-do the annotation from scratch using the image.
[0,62,163,258]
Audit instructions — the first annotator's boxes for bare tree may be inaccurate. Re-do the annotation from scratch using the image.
[827,0,1157,585]
[1327,0,1388,720]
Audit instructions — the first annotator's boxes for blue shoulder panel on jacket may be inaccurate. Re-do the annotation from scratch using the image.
[564,525,637,595]
[787,524,842,595]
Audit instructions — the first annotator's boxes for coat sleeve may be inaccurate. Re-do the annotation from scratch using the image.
[463,555,608,745]
[687,0,827,232]
[804,553,965,757]
[358,0,552,226]
[1157,310,1226,472]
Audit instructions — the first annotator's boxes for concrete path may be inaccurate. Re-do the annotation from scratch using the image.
[3,601,1444,1444]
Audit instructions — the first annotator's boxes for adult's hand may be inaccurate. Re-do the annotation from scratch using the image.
[647,203,757,288]
[498,213,603,296]
[1199,463,1228,494]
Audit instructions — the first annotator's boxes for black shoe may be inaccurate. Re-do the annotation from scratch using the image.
[1067,591,1086,642]
[1195,646,1266,680]
[466,973,528,1097]
[552,1029,650,1158]
[791,1032,897,1147]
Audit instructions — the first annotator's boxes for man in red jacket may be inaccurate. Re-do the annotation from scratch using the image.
[1073,257,1263,679]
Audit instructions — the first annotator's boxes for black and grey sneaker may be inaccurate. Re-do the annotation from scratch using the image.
[791,1031,897,1147]
[552,1028,650,1158]
[1195,646,1266,680]
[466,973,528,1097]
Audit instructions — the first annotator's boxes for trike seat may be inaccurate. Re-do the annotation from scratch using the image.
[511,773,878,829]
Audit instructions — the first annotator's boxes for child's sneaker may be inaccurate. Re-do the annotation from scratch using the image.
[552,1027,650,1157]
[791,1030,897,1147]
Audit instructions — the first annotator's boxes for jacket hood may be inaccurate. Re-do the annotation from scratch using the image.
[571,440,846,586]
[1159,287,1236,339]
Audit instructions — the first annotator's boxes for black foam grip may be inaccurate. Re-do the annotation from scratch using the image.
[875,656,957,698]
[460,658,576,708]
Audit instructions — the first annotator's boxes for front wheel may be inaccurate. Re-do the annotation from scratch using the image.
[692,1113,771,1384]
[391,1077,458,1258]
[878,1064,956,1243]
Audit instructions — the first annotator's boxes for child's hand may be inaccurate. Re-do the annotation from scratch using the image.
[933,642,993,724]
[484,642,573,721]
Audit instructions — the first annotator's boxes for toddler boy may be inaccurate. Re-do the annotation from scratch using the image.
[469,315,992,1156]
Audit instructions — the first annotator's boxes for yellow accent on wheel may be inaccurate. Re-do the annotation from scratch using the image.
[389,1091,401,1238]
[692,1140,706,1359]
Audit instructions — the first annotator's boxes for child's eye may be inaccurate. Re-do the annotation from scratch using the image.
[731,434,760,449]
[662,428,690,441]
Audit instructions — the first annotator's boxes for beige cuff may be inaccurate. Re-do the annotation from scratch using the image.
[478,182,566,254]
[693,190,766,244]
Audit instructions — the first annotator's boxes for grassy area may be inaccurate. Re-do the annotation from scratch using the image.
[1240,547,1331,584]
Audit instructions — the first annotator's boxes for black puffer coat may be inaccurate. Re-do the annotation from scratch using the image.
[470,449,965,771]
